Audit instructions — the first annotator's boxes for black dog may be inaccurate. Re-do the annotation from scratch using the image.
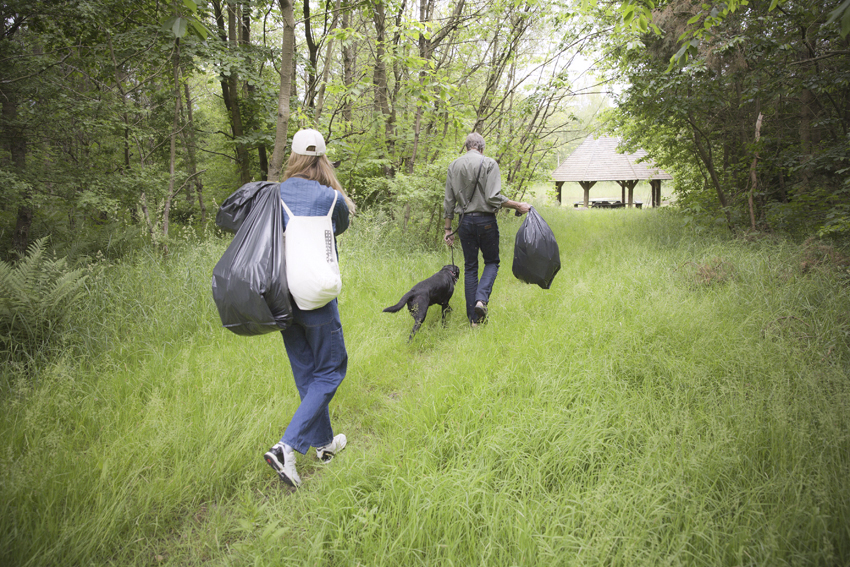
[383,265,460,341]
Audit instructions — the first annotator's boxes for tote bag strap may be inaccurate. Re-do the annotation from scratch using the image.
[280,197,294,218]
[325,191,338,218]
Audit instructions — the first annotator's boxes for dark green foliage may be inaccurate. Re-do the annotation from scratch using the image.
[600,0,850,236]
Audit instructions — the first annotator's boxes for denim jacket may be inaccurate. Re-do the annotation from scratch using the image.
[279,177,350,236]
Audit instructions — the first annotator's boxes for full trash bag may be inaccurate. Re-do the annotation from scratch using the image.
[212,183,292,335]
[512,207,561,289]
[215,181,279,233]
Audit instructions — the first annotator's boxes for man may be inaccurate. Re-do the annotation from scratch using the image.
[443,132,531,326]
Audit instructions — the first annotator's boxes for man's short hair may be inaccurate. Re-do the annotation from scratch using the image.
[464,132,486,152]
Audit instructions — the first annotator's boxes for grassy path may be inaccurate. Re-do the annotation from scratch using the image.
[2,206,849,565]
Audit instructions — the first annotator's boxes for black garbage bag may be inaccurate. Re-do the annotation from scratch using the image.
[211,184,292,335]
[216,181,279,233]
[512,207,561,289]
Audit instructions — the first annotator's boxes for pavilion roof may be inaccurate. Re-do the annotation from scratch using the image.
[552,135,672,182]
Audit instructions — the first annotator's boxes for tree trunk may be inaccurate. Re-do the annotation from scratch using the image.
[409,0,465,170]
[213,1,251,184]
[474,10,528,133]
[303,0,320,109]
[161,39,182,254]
[689,117,732,228]
[2,94,31,256]
[269,0,297,181]
[372,1,392,127]
[341,3,355,124]
[182,82,206,222]
[229,5,250,184]
[241,5,266,181]
[747,112,763,231]
[314,0,343,122]
[407,0,431,174]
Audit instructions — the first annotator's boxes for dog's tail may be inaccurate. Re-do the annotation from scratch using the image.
[383,291,413,313]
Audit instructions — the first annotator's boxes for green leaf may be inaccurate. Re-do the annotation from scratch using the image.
[172,17,188,38]
[189,20,209,40]
[161,16,188,38]
[830,0,850,38]
[827,0,850,26]
[161,16,177,33]
[183,0,198,11]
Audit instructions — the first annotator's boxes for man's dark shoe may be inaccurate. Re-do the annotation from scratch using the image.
[474,301,488,324]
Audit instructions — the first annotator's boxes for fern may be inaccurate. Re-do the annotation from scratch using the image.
[0,238,88,361]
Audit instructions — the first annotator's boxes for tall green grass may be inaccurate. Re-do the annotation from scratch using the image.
[2,205,848,566]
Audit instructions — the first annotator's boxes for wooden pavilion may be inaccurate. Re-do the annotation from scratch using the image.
[551,135,672,208]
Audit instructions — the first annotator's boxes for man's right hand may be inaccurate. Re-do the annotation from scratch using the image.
[505,200,532,214]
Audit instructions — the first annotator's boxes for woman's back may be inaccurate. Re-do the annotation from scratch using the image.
[279,177,349,235]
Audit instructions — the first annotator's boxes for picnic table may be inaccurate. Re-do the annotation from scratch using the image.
[574,198,643,209]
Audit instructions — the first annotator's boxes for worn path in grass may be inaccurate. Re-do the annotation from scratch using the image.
[2,205,849,566]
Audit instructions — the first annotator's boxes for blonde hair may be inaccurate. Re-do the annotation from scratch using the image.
[283,153,356,214]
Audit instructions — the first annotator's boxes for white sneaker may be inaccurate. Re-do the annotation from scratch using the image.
[264,444,301,488]
[316,434,347,463]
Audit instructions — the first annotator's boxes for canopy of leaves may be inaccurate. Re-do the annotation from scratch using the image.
[593,0,850,235]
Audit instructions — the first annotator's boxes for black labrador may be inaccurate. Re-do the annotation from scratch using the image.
[383,265,460,341]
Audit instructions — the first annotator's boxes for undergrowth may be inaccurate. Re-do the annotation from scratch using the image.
[1,206,848,566]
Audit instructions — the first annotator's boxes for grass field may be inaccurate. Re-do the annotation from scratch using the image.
[2,203,849,566]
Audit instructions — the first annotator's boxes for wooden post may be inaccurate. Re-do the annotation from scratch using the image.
[650,180,661,207]
[579,181,596,208]
[617,180,638,206]
[555,181,564,205]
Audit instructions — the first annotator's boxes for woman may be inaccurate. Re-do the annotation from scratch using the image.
[264,129,356,488]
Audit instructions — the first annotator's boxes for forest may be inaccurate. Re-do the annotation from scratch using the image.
[2,2,850,565]
[1,0,846,261]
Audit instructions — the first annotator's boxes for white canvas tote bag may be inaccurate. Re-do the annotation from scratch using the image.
[280,192,342,310]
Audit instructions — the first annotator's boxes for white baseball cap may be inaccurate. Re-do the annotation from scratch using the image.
[291,128,326,156]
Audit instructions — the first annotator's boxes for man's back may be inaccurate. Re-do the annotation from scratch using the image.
[445,150,504,215]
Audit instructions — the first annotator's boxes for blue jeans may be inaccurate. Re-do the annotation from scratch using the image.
[279,298,347,454]
[458,215,500,323]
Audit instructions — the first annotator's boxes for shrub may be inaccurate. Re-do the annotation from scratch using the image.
[0,238,87,363]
